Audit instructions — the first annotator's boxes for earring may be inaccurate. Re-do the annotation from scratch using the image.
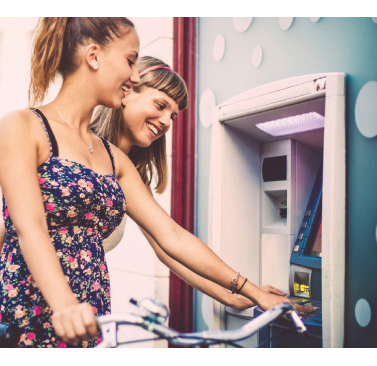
[93,62,99,70]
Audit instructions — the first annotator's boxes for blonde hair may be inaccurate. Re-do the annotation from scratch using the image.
[29,17,134,107]
[91,56,189,194]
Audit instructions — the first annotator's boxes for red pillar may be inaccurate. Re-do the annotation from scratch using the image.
[169,17,197,343]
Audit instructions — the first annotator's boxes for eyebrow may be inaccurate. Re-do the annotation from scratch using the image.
[127,51,139,61]
[157,97,178,110]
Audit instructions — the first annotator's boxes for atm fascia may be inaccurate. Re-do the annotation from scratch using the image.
[207,73,345,348]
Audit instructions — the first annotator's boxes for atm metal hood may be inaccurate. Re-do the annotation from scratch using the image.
[216,73,345,151]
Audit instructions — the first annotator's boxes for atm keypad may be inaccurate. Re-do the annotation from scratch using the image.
[292,299,322,320]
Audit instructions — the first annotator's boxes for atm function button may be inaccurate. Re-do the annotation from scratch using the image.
[300,222,308,229]
[294,245,300,252]
[304,210,312,217]
[297,233,304,240]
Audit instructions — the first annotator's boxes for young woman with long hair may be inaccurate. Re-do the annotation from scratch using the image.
[0,17,140,348]
[90,55,288,310]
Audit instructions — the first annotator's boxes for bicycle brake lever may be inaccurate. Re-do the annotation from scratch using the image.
[289,311,307,332]
[287,311,314,347]
[130,298,169,324]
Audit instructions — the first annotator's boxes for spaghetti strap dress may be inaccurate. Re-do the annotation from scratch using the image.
[0,109,126,348]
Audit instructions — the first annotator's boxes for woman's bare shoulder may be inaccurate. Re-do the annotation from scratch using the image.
[108,142,134,175]
[0,109,40,135]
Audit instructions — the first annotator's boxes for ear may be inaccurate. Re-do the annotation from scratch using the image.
[121,88,135,107]
[85,44,100,70]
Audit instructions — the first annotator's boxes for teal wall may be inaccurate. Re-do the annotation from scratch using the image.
[195,17,377,347]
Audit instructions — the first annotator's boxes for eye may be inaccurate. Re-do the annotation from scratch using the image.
[127,59,134,67]
[156,102,166,111]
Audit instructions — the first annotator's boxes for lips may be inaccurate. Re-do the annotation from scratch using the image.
[146,122,160,136]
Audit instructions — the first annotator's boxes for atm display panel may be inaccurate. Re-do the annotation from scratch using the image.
[289,165,323,304]
[290,166,323,271]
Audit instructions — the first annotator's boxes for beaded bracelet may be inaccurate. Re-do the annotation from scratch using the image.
[231,272,240,294]
[237,278,248,295]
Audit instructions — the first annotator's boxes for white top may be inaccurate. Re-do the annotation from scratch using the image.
[103,214,127,253]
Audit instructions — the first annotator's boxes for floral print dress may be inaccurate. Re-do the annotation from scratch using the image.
[0,109,126,347]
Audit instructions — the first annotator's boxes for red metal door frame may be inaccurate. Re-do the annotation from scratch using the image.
[169,17,197,342]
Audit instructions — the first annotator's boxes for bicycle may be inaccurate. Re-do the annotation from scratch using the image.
[95,298,313,348]
[0,298,313,348]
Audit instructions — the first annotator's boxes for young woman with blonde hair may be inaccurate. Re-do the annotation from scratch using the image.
[90,55,289,311]
[0,17,315,348]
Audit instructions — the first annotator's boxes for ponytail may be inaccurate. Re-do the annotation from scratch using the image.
[29,17,68,107]
[28,17,134,108]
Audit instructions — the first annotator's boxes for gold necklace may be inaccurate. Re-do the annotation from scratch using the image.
[53,101,95,153]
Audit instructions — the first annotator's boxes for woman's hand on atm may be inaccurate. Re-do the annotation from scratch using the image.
[257,292,317,313]
[260,285,286,297]
[231,285,287,310]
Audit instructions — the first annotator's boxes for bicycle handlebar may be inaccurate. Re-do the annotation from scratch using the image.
[0,299,309,348]
[96,301,307,348]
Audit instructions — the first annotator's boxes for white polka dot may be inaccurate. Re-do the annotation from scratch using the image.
[355,298,372,327]
[372,18,377,23]
[233,17,253,32]
[355,81,377,138]
[213,35,225,62]
[279,17,294,30]
[252,45,263,68]
[310,17,320,23]
[199,89,216,128]
[201,294,214,327]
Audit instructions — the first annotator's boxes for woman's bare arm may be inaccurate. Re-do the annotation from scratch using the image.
[0,110,97,344]
[113,145,311,312]
[139,186,256,310]
[139,223,255,310]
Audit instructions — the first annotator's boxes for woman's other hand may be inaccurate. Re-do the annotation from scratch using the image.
[257,291,317,314]
[260,285,286,297]
[51,302,98,346]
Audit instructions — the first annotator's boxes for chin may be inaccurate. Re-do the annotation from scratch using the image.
[101,97,122,110]
[111,100,123,109]
[136,141,153,148]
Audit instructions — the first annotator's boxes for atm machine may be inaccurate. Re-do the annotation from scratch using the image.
[207,73,345,348]
[254,164,323,347]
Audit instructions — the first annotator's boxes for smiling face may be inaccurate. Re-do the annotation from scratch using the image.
[120,86,179,151]
[95,27,140,109]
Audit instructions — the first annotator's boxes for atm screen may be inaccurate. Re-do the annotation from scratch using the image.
[309,220,322,257]
[304,199,322,258]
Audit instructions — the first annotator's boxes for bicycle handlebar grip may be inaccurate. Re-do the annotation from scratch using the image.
[0,323,22,348]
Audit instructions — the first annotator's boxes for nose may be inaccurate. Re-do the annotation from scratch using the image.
[158,111,171,129]
[130,65,141,85]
